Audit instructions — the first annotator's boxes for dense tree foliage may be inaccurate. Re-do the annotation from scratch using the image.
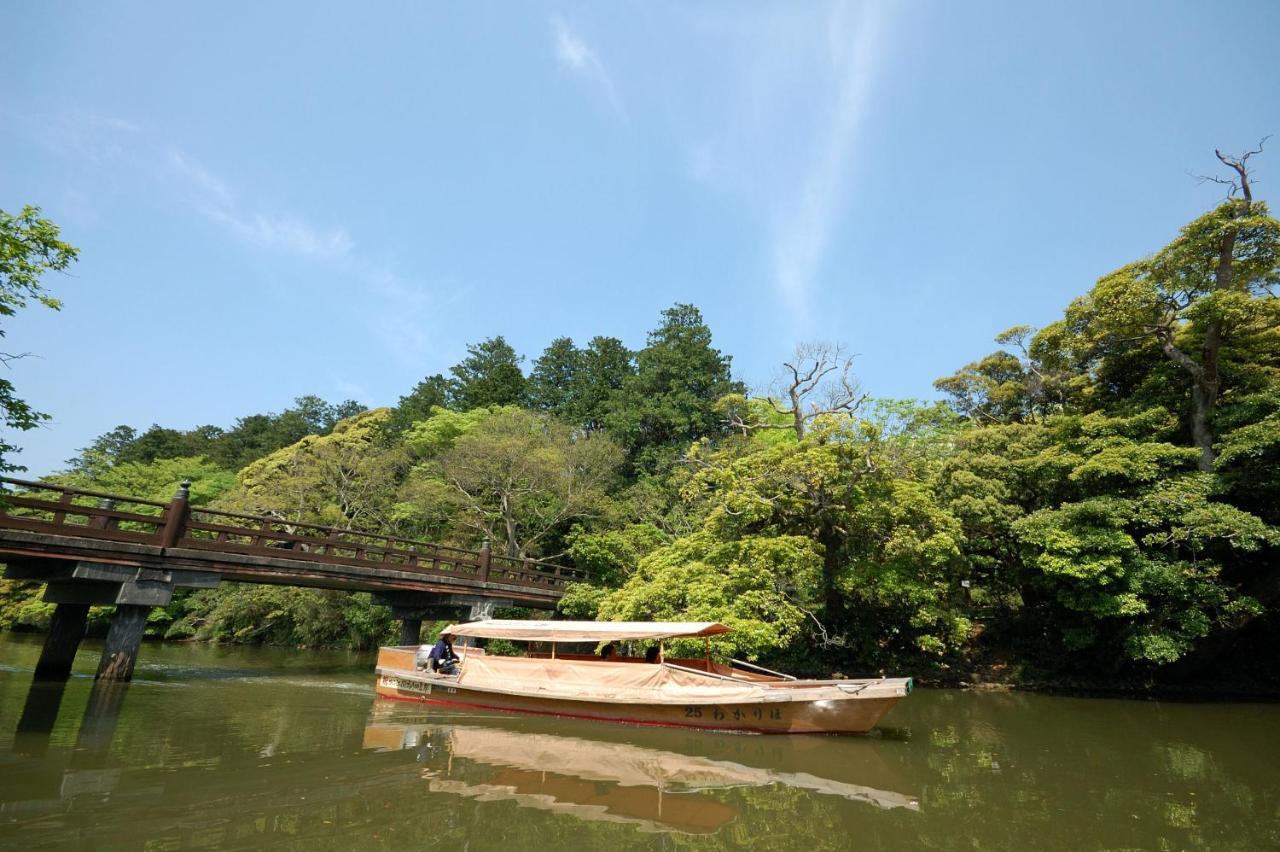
[603,303,743,473]
[0,205,79,471]
[66,394,367,475]
[384,373,451,437]
[222,408,410,531]
[528,335,635,430]
[399,406,622,557]
[527,336,583,416]
[447,336,527,409]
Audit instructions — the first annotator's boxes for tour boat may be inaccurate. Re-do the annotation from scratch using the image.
[373,620,912,735]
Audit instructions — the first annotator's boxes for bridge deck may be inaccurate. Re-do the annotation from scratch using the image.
[0,476,585,606]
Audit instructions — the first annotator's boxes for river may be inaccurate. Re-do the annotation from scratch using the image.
[0,633,1276,850]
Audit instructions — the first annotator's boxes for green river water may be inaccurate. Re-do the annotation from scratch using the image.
[0,633,1276,850]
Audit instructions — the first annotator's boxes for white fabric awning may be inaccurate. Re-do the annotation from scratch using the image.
[441,619,732,642]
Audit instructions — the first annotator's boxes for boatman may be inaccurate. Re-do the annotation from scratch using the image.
[428,632,460,675]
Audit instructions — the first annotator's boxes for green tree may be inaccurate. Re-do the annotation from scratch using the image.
[939,409,1274,669]
[0,205,79,471]
[528,337,584,418]
[207,396,363,469]
[66,395,366,474]
[577,336,634,430]
[291,394,365,433]
[1037,148,1279,470]
[402,405,513,458]
[223,408,409,531]
[565,522,671,588]
[1214,384,1280,523]
[170,584,394,648]
[594,530,818,661]
[528,335,635,430]
[426,408,622,557]
[384,373,451,436]
[935,326,1071,424]
[448,336,527,410]
[56,455,236,507]
[125,424,219,463]
[64,424,140,477]
[685,411,969,666]
[605,304,742,472]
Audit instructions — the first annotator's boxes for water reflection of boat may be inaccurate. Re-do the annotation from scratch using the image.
[363,707,919,834]
[376,620,913,734]
[426,770,738,835]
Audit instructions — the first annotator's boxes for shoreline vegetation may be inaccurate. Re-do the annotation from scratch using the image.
[2,154,1278,700]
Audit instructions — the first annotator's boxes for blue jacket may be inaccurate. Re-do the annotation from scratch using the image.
[428,638,456,664]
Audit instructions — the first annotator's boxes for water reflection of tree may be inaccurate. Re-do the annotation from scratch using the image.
[886,691,1280,849]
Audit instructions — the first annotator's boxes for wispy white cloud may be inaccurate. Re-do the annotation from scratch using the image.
[665,2,891,332]
[166,149,442,364]
[771,2,886,327]
[166,149,234,211]
[17,111,437,364]
[364,269,435,364]
[215,210,353,260]
[166,150,351,260]
[16,116,351,263]
[361,267,475,368]
[332,376,373,406]
[11,108,140,166]
[552,16,625,119]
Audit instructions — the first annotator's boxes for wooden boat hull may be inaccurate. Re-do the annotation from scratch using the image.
[375,652,908,735]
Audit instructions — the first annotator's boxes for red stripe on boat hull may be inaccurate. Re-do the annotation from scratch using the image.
[378,688,794,734]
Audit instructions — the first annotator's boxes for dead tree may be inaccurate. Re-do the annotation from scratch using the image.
[727,343,869,440]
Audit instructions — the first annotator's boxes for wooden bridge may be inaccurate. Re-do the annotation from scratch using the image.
[0,477,587,682]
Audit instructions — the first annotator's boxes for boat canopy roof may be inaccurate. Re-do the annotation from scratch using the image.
[442,619,732,642]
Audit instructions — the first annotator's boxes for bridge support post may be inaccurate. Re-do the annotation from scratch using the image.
[399,617,422,647]
[33,602,91,681]
[96,604,151,681]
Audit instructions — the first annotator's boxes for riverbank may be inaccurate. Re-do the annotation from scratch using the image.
[915,663,1280,702]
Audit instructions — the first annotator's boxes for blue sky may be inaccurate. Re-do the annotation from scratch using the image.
[3,1,1278,476]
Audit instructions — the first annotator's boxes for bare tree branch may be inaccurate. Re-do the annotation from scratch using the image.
[725,343,868,439]
[1211,135,1269,203]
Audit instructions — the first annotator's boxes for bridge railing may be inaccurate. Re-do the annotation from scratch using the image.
[0,477,587,594]
[0,476,169,541]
